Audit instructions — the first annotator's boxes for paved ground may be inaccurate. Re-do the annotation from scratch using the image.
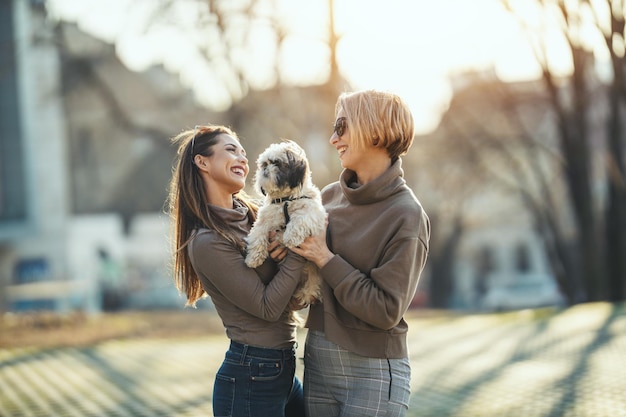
[1,302,625,417]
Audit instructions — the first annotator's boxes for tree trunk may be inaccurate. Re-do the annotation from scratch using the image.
[428,215,463,309]
[606,79,626,302]
[603,7,626,302]
[542,47,604,302]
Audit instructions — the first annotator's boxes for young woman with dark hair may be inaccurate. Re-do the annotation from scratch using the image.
[168,124,306,417]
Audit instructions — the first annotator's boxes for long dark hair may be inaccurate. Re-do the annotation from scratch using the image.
[167,124,258,306]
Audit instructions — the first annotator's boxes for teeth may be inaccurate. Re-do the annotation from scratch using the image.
[232,168,244,175]
[338,146,347,155]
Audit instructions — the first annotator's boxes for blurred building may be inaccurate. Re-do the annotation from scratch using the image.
[1,0,73,312]
[0,1,207,313]
[0,1,337,314]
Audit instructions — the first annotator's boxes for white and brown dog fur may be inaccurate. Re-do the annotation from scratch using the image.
[245,140,325,307]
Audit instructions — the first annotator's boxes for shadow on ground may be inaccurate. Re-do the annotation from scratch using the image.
[1,302,625,417]
[407,302,626,417]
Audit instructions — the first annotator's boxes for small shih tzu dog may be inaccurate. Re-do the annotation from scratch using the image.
[245,140,325,306]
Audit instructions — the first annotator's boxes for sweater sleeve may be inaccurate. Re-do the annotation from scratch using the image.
[189,231,306,321]
[321,235,428,330]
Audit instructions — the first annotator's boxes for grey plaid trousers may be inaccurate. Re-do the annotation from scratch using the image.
[303,330,411,417]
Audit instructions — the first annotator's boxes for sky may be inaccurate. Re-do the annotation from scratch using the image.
[45,0,580,134]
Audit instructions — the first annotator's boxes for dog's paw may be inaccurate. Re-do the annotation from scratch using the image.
[281,233,301,248]
[282,225,310,248]
[245,249,266,268]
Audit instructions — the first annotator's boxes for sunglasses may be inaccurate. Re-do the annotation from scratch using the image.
[332,117,347,137]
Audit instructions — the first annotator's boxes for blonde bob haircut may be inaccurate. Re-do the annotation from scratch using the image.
[335,89,415,162]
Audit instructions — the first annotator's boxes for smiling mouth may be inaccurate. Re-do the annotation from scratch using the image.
[232,167,246,176]
[337,146,347,157]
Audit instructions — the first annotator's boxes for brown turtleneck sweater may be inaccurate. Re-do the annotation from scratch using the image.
[188,200,306,349]
[305,159,430,358]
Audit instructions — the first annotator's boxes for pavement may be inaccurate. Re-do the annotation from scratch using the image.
[1,302,625,417]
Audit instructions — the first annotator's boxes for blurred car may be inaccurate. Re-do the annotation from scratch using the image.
[482,274,565,311]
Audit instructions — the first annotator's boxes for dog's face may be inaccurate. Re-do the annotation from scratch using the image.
[254,140,310,198]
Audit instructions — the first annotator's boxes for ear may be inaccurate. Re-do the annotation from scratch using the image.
[286,151,307,189]
[194,154,209,171]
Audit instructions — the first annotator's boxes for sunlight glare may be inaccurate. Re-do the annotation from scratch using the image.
[332,0,549,132]
[279,38,329,85]
[46,0,591,134]
[276,1,331,85]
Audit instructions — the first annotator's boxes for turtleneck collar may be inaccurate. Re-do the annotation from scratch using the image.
[207,197,250,234]
[339,158,406,205]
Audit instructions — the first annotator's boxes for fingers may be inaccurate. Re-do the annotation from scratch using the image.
[268,238,280,251]
[290,245,303,257]
[269,243,287,262]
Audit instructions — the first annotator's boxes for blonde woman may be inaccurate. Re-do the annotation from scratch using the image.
[293,90,431,417]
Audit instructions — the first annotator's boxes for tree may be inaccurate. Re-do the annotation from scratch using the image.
[501,0,626,301]
[140,0,344,110]
[417,76,584,305]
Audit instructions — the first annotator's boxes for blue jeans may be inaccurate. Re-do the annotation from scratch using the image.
[213,340,304,417]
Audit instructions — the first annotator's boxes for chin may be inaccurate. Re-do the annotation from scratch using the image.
[230,181,246,194]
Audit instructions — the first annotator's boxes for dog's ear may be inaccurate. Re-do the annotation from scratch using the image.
[286,149,307,189]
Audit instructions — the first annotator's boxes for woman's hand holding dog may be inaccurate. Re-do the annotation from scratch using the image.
[268,231,288,263]
[291,216,333,269]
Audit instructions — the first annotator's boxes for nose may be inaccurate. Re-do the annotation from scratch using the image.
[330,133,339,145]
